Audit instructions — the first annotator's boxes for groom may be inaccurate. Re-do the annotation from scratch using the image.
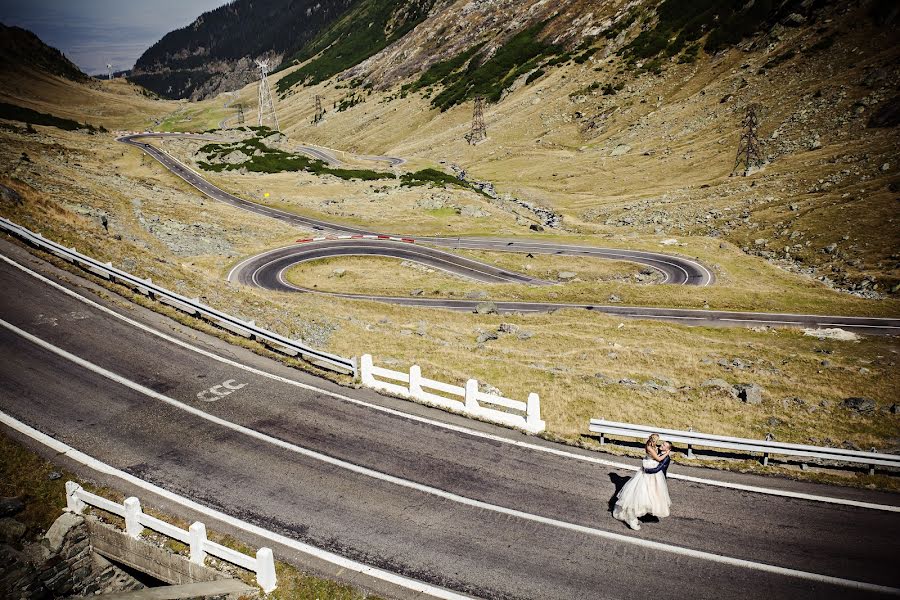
[644,440,672,476]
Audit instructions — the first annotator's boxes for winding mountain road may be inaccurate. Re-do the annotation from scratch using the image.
[1,243,898,599]
[295,143,406,167]
[117,133,900,333]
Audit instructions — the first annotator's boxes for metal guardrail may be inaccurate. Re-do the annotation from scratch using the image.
[0,217,356,375]
[589,418,900,474]
[65,482,276,592]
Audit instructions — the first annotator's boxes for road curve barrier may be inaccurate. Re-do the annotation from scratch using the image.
[65,482,277,593]
[589,418,900,474]
[0,217,356,376]
[361,354,546,434]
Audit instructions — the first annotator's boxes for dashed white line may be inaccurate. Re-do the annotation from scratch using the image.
[2,252,898,515]
[1,319,897,595]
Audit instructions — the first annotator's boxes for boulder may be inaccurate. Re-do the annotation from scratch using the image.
[0,496,25,518]
[475,301,497,315]
[842,397,876,414]
[611,144,631,156]
[476,330,499,343]
[557,271,577,281]
[44,512,84,554]
[701,378,737,397]
[0,517,26,543]
[735,383,764,405]
[498,323,519,334]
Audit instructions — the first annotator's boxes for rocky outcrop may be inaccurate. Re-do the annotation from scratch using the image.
[1,512,143,599]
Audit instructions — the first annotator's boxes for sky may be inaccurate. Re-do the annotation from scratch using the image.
[0,0,227,75]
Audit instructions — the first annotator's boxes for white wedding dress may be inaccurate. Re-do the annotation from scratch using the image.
[612,454,671,526]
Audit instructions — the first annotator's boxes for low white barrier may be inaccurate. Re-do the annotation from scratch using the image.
[360,354,545,434]
[65,482,276,593]
[588,419,900,474]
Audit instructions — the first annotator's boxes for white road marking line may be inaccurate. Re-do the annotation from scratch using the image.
[3,254,898,513]
[0,411,470,600]
[1,319,897,595]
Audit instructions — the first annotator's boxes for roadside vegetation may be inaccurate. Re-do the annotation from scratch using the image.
[276,0,435,93]
[0,432,382,599]
[196,128,485,193]
[0,101,105,133]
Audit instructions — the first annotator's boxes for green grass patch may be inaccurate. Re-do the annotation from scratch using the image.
[276,0,435,93]
[0,102,104,133]
[197,131,394,181]
[409,42,486,92]
[430,22,562,111]
[399,168,486,194]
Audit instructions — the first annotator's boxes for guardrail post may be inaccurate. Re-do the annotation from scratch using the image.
[762,453,769,466]
[409,365,422,399]
[870,448,876,476]
[123,497,144,538]
[65,481,85,514]
[255,547,277,593]
[686,444,694,459]
[360,354,375,387]
[464,379,480,412]
[189,522,207,565]
[526,393,545,433]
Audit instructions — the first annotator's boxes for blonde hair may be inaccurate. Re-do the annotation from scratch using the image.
[646,433,660,445]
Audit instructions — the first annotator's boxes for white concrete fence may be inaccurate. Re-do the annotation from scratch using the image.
[2,217,549,436]
[361,354,545,434]
[589,419,900,474]
[65,482,276,593]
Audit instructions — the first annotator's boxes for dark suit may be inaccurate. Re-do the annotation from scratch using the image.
[644,455,671,477]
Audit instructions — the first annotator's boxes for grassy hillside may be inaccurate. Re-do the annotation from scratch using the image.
[276,0,436,92]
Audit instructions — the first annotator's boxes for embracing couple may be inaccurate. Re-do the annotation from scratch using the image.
[612,433,672,531]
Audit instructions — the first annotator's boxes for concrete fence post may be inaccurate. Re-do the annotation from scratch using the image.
[360,354,375,387]
[464,379,480,412]
[123,497,144,538]
[408,365,422,399]
[255,547,277,593]
[189,522,207,565]
[65,481,85,514]
[525,393,546,433]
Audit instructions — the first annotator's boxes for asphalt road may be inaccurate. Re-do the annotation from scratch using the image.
[118,133,713,286]
[119,134,899,333]
[232,241,900,333]
[1,249,898,599]
[295,143,406,167]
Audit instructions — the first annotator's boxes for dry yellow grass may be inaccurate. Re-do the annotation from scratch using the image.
[1,22,898,490]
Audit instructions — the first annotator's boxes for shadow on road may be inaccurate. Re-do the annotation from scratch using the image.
[607,472,629,512]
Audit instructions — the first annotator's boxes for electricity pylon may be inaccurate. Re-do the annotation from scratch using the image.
[465,96,487,145]
[732,103,764,176]
[256,59,279,130]
[312,94,326,124]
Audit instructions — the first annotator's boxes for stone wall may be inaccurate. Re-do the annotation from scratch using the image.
[1,511,143,599]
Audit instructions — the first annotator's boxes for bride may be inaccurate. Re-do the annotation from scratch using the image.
[612,433,672,530]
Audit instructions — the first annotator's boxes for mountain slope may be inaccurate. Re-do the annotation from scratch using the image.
[0,24,88,83]
[129,0,356,100]
[252,0,899,295]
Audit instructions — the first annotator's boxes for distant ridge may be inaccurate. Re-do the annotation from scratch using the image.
[129,0,356,100]
[0,23,88,82]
